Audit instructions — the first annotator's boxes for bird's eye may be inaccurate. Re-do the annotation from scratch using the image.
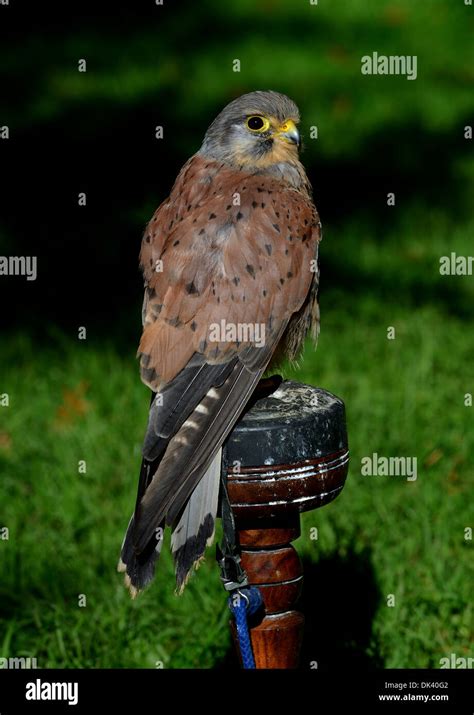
[246,116,270,132]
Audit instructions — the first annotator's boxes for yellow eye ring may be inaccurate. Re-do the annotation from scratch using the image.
[246,115,271,133]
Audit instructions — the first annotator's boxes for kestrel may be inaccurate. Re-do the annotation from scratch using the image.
[119,91,321,596]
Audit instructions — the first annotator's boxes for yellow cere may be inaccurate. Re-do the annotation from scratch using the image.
[279,120,297,134]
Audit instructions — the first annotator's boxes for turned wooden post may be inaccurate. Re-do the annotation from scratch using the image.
[222,380,349,669]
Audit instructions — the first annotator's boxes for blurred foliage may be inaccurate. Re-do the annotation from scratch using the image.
[0,0,473,669]
[1,0,473,338]
[2,0,473,153]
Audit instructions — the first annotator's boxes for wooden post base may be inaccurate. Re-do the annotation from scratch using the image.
[223,381,349,669]
[232,514,304,668]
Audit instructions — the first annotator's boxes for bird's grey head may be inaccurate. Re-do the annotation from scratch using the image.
[199,90,301,169]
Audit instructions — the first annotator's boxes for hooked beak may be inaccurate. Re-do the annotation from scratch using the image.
[276,119,300,147]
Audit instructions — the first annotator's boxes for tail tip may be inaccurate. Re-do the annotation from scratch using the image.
[124,572,139,600]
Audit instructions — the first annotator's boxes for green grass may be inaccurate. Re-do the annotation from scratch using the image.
[0,209,472,669]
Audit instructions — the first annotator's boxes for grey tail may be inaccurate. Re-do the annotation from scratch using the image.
[170,449,222,593]
[118,513,165,599]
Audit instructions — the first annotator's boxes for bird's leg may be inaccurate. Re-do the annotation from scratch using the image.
[253,374,283,401]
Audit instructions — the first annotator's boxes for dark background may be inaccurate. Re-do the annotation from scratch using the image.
[2,0,472,339]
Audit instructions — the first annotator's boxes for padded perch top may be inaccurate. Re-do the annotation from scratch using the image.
[224,381,349,519]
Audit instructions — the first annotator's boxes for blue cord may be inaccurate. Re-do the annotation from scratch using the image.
[228,586,263,669]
